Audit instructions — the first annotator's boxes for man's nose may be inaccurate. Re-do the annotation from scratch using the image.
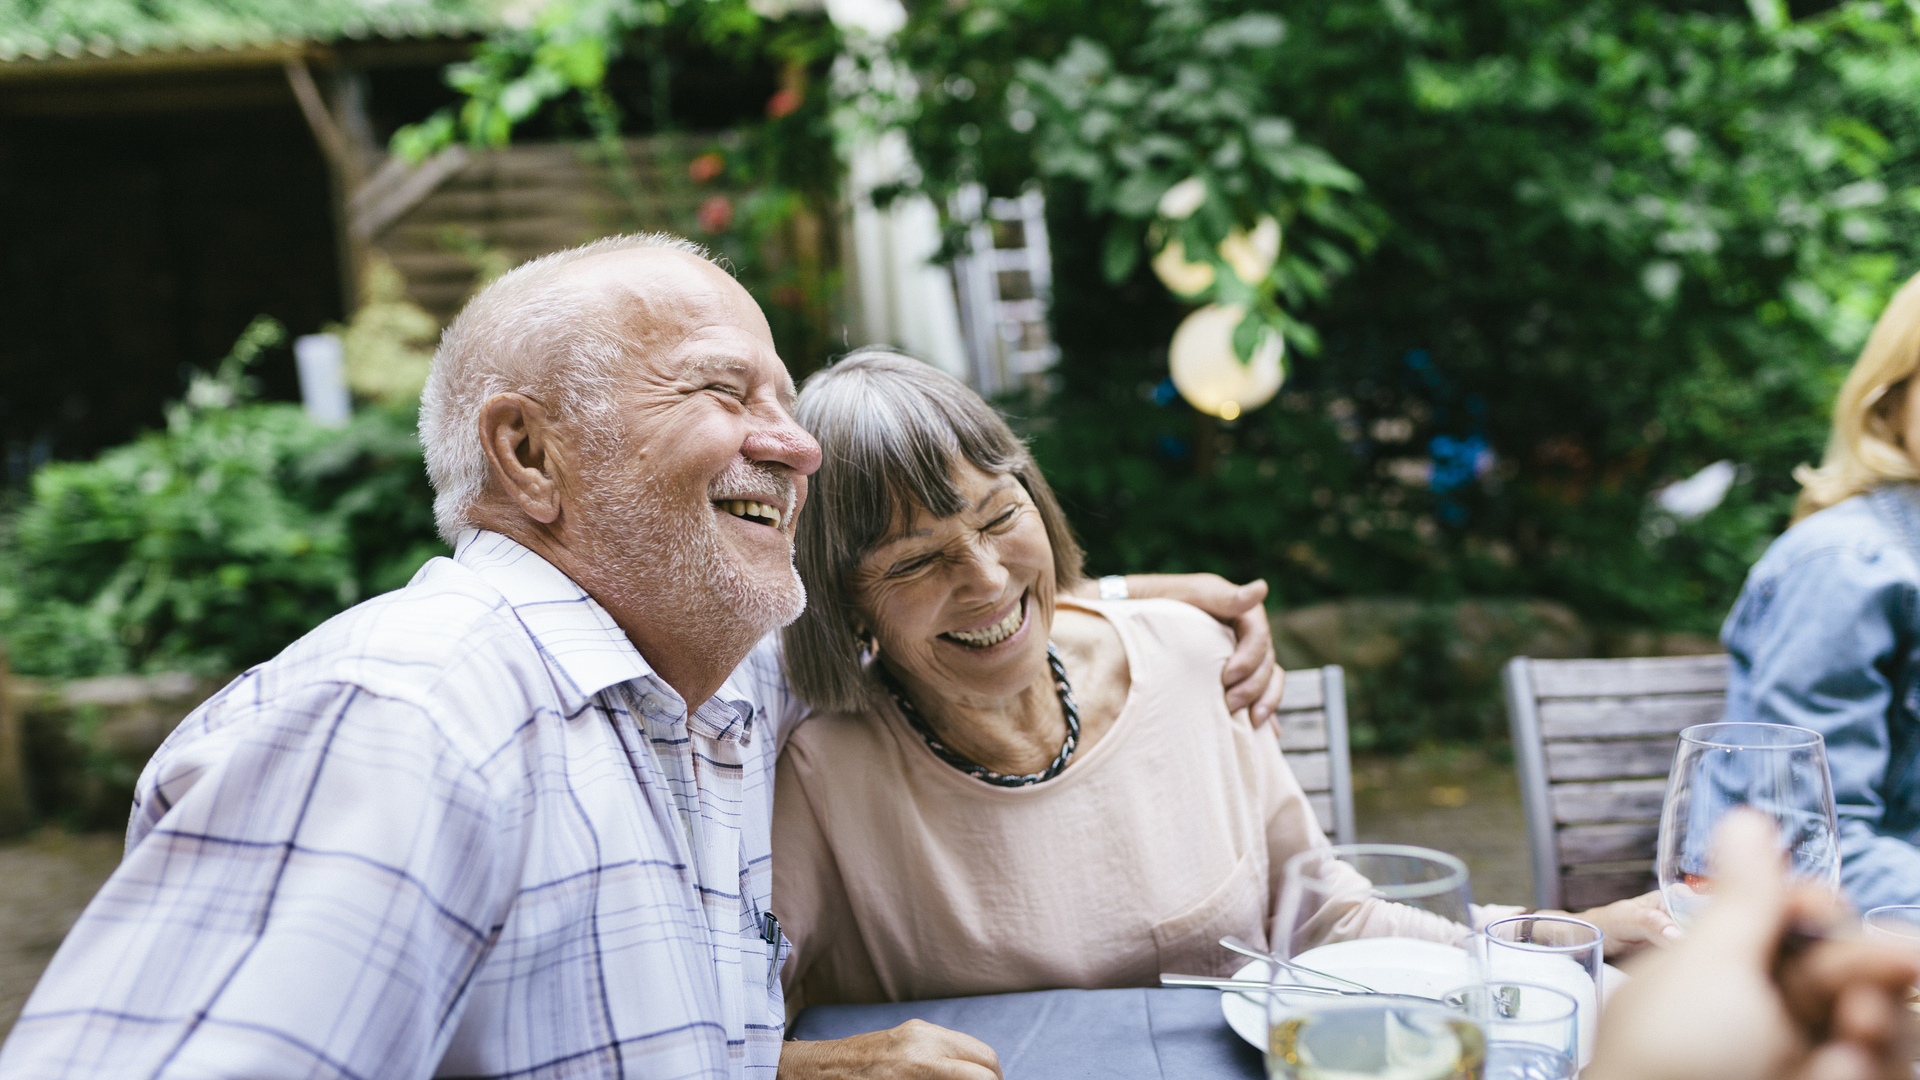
[744,410,822,476]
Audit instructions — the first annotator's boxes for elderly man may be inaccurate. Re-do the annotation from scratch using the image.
[0,235,1277,1079]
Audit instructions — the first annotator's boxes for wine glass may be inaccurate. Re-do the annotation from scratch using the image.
[1862,907,1920,1002]
[1865,905,1920,944]
[1477,916,1601,1068]
[1443,981,1580,1080]
[1268,845,1485,1080]
[1656,722,1838,927]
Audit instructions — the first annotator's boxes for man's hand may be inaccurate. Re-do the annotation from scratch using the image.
[1077,574,1282,725]
[1584,812,1920,1080]
[778,1020,1002,1079]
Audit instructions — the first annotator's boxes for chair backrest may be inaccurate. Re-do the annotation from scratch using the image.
[1503,654,1729,910]
[1276,665,1357,845]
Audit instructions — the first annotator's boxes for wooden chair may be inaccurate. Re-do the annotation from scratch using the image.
[1276,666,1357,845]
[1503,654,1729,910]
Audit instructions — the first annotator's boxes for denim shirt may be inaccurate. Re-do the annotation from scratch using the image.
[1722,484,1920,911]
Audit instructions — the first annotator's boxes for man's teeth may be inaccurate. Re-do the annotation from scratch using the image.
[944,603,1023,648]
[720,500,783,529]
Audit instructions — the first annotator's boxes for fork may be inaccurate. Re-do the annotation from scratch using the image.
[1161,973,1442,1004]
[1158,974,1343,995]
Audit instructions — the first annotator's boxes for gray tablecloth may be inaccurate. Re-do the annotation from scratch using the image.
[790,987,1265,1079]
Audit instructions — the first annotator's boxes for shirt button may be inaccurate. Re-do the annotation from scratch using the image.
[640,693,665,714]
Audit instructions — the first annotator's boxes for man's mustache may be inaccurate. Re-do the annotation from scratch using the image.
[708,461,798,522]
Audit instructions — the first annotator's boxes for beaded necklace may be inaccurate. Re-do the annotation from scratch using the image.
[880,643,1081,787]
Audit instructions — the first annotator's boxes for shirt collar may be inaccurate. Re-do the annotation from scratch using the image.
[453,530,757,741]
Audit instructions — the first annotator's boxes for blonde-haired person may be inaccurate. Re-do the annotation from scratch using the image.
[1724,269,1920,912]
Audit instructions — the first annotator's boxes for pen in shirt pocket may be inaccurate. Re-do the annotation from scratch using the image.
[760,912,785,990]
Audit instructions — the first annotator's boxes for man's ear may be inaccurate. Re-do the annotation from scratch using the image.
[479,393,565,525]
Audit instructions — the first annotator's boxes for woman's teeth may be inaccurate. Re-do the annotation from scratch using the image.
[720,500,783,529]
[943,601,1023,648]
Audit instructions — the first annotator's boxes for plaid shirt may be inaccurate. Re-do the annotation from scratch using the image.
[0,531,803,1080]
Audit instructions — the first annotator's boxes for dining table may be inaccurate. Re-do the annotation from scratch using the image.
[790,986,1265,1079]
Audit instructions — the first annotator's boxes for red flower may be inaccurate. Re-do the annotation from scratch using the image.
[687,152,725,184]
[697,195,735,234]
[766,87,802,119]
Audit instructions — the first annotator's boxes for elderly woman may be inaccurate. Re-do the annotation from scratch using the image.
[1723,270,1920,911]
[773,350,1669,1010]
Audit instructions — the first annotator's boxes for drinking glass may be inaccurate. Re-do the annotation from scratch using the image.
[1443,981,1580,1080]
[1268,845,1485,1080]
[1864,906,1920,945]
[1477,915,1601,1066]
[1656,722,1839,928]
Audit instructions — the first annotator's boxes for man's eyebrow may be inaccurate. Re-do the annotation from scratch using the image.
[680,356,753,383]
[681,355,796,408]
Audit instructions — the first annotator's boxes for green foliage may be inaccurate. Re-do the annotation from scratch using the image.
[0,0,495,56]
[1013,0,1373,354]
[391,0,847,371]
[906,0,1920,637]
[0,320,445,679]
[392,0,836,160]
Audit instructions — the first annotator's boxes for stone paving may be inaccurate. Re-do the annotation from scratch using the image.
[0,751,1534,1039]
[0,829,123,1036]
[1352,748,1533,908]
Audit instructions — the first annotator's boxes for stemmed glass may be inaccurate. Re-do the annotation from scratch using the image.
[1267,844,1485,1080]
[1656,722,1839,927]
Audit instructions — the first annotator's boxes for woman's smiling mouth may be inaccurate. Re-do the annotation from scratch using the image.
[940,593,1027,649]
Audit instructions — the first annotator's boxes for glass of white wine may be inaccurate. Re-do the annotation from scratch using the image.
[1268,845,1485,1080]
[1656,723,1838,928]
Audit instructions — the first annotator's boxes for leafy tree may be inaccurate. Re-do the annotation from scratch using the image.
[897,0,1920,634]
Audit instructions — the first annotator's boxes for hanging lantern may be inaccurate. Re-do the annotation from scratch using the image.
[1168,304,1285,420]
[1152,238,1215,297]
[1218,216,1282,284]
[1158,176,1208,220]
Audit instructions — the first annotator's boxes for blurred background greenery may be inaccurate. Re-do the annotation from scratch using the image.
[5,0,1914,760]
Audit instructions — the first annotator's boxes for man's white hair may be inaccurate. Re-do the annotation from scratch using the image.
[419,232,714,544]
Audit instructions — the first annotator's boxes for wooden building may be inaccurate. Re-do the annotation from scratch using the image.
[0,1,737,473]
[0,2,504,473]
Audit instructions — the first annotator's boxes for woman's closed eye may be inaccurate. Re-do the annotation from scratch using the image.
[984,506,1021,533]
[885,553,940,579]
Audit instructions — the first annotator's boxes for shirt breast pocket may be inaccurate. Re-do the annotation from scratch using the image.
[1151,849,1268,979]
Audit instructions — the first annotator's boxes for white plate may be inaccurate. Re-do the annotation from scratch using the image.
[1218,939,1628,1052]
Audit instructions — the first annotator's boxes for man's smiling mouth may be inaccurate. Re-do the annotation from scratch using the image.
[941,594,1026,649]
[717,500,784,530]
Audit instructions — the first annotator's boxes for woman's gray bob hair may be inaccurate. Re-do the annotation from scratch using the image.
[782,348,1085,713]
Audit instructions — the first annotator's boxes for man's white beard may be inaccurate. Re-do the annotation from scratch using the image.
[572,454,807,659]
